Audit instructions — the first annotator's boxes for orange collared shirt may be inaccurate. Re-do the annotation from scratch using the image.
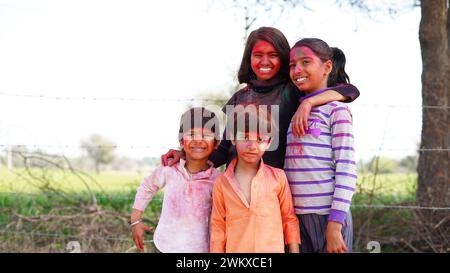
[210,158,300,253]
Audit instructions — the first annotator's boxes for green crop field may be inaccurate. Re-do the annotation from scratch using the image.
[0,167,418,216]
[0,168,417,196]
[0,167,144,194]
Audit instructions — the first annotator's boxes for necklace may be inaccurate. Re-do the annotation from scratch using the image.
[185,164,209,174]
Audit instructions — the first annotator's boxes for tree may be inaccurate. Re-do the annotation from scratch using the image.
[416,0,449,211]
[343,1,448,252]
[80,134,116,174]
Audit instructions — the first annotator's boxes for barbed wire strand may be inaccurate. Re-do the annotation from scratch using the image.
[0,191,160,202]
[351,204,450,210]
[0,230,152,243]
[0,92,225,103]
[0,144,448,152]
[0,92,449,109]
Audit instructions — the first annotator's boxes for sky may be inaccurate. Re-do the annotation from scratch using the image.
[0,0,423,163]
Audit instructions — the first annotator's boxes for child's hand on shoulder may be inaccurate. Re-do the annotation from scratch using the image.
[326,221,347,253]
[161,149,183,166]
[292,99,313,137]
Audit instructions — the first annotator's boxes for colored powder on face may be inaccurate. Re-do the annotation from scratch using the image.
[292,47,305,60]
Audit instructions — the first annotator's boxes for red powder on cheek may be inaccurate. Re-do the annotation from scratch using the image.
[235,141,250,154]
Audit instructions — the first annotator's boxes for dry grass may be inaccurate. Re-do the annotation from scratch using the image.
[0,203,158,253]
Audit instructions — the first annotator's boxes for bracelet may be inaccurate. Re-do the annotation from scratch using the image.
[130,219,142,227]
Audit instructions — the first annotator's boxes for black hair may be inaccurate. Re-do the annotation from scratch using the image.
[237,27,291,84]
[328,47,350,86]
[292,38,332,62]
[226,104,277,140]
[178,107,221,143]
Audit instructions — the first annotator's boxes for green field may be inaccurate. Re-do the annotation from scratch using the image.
[354,172,417,203]
[0,167,418,216]
[0,167,165,218]
[0,167,144,194]
[0,167,417,196]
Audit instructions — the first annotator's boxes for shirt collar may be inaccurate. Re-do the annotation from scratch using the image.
[224,157,266,208]
[224,157,266,183]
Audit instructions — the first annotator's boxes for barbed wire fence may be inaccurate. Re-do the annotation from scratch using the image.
[1,91,450,108]
[0,93,448,253]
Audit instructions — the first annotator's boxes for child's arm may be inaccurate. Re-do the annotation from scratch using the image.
[210,180,227,253]
[292,84,360,137]
[132,166,167,212]
[326,221,347,253]
[131,167,167,251]
[288,243,300,253]
[130,209,143,223]
[277,171,301,252]
[131,209,153,251]
[330,84,360,103]
[327,105,357,253]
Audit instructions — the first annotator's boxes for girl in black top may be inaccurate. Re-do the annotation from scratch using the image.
[163,27,359,169]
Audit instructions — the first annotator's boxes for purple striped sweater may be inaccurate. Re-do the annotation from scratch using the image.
[284,93,357,225]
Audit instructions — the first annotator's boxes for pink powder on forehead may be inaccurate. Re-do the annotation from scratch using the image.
[252,40,277,53]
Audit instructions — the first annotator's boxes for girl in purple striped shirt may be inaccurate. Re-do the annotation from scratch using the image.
[285,38,357,253]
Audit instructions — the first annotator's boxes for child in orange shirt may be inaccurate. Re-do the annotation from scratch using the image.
[210,105,300,253]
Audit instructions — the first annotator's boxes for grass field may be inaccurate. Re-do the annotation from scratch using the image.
[0,167,418,218]
[0,167,420,252]
[0,167,145,194]
[0,167,417,197]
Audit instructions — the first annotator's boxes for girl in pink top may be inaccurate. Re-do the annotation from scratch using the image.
[130,107,221,253]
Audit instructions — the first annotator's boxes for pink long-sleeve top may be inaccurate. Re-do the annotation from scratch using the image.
[132,159,221,253]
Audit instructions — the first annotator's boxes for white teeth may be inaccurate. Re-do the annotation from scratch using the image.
[260,67,272,72]
[190,147,206,152]
[296,77,307,83]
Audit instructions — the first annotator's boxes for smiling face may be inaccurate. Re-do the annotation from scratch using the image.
[232,131,271,165]
[250,40,281,81]
[289,46,332,93]
[181,128,217,161]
